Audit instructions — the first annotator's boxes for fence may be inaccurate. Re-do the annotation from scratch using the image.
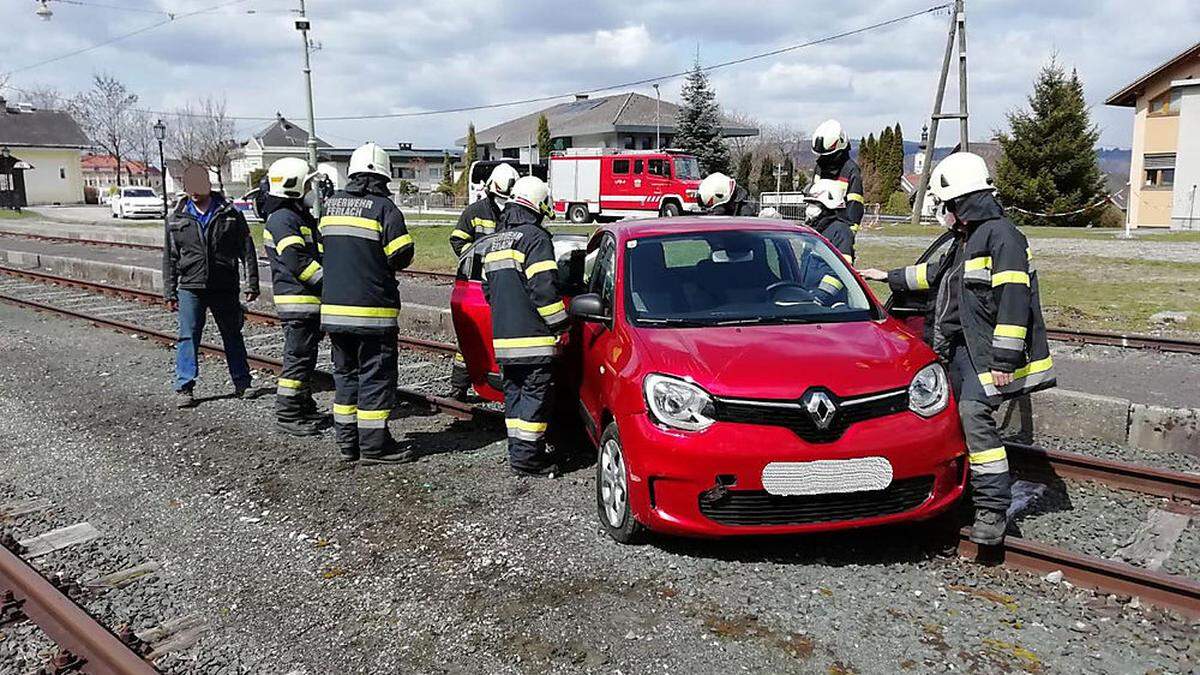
[758,192,894,227]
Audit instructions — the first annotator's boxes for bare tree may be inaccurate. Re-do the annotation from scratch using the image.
[723,110,761,159]
[126,110,162,191]
[169,96,237,192]
[18,85,65,110]
[69,74,139,187]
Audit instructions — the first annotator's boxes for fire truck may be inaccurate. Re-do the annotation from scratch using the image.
[549,148,704,223]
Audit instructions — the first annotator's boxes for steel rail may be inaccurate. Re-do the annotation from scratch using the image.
[0,544,158,674]
[1007,442,1200,502]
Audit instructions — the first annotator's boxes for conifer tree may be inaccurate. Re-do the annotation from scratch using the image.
[465,123,478,167]
[734,153,753,189]
[756,156,775,196]
[674,59,730,175]
[781,156,794,193]
[536,114,552,159]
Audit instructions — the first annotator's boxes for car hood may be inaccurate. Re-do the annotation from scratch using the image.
[631,320,932,400]
[124,197,161,205]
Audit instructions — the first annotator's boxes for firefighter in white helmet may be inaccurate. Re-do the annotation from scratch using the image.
[697,172,755,216]
[802,178,856,262]
[810,119,865,232]
[261,157,326,436]
[446,162,521,400]
[860,152,1057,545]
[475,176,568,477]
[317,142,416,464]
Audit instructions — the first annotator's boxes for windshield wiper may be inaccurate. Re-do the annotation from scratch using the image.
[712,316,820,326]
[637,317,711,327]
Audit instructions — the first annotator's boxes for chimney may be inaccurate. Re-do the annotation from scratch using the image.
[574,93,588,101]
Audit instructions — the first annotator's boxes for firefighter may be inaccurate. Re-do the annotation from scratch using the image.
[860,152,1056,545]
[318,142,416,464]
[475,176,568,477]
[810,119,865,232]
[446,162,520,400]
[697,173,756,216]
[261,157,326,436]
[803,178,856,263]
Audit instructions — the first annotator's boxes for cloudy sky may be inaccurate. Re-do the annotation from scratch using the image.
[2,0,1197,150]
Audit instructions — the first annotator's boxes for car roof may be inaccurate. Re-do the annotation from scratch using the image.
[596,216,816,242]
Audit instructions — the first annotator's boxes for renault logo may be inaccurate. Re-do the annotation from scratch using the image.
[802,390,838,430]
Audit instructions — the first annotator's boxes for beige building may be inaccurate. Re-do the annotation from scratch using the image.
[1106,42,1200,229]
[0,97,89,206]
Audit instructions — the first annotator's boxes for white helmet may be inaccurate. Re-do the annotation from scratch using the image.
[929,151,993,203]
[803,178,848,210]
[348,142,392,179]
[698,172,736,209]
[266,157,314,199]
[486,163,520,198]
[510,176,552,218]
[811,119,849,156]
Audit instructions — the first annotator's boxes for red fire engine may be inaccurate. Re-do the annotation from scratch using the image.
[549,148,704,223]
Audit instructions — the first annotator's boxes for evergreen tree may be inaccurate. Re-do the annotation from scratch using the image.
[734,152,753,189]
[756,156,776,196]
[794,167,809,192]
[436,152,455,194]
[857,136,870,168]
[674,59,730,175]
[781,156,794,193]
[465,123,477,166]
[996,59,1107,227]
[891,123,905,183]
[860,133,878,202]
[874,127,894,203]
[536,114,552,159]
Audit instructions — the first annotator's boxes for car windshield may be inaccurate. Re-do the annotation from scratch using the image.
[672,157,701,180]
[125,188,155,197]
[624,230,874,327]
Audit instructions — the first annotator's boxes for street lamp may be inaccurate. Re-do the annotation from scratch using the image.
[653,83,661,150]
[153,119,168,225]
[35,1,53,21]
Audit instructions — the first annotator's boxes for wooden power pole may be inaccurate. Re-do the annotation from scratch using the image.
[911,0,970,225]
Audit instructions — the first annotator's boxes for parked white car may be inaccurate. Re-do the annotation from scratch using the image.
[110,187,165,219]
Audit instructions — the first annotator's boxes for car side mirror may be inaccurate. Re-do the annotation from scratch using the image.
[569,293,610,323]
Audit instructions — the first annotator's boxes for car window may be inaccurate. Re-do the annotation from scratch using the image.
[648,159,668,177]
[588,235,617,309]
[612,160,630,175]
[633,160,644,174]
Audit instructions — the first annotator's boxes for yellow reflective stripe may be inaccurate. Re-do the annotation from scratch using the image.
[383,233,414,256]
[275,294,320,304]
[914,263,929,290]
[820,274,844,290]
[275,235,305,254]
[979,357,1054,385]
[506,418,548,433]
[450,229,473,240]
[262,230,274,242]
[493,336,557,349]
[525,260,558,278]
[994,324,1028,339]
[483,249,526,264]
[1026,247,1033,261]
[992,270,1030,287]
[969,447,1007,465]
[277,378,303,389]
[319,215,382,232]
[357,409,390,421]
[964,256,992,271]
[321,304,399,318]
[472,217,495,228]
[298,260,322,282]
[846,193,864,203]
[537,300,566,317]
[317,242,324,253]
[333,403,358,415]
[300,226,313,236]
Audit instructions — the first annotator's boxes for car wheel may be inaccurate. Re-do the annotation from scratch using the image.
[659,201,681,218]
[596,422,645,544]
[568,203,591,224]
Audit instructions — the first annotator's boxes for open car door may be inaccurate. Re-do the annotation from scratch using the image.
[449,233,590,402]
[885,230,955,340]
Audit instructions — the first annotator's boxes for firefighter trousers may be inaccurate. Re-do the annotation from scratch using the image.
[330,331,398,456]
[949,342,1012,514]
[275,318,322,422]
[449,350,471,394]
[500,363,554,471]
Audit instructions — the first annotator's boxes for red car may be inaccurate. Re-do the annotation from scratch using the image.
[452,218,967,542]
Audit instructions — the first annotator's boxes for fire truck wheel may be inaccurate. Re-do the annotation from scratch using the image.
[567,203,592,224]
[659,201,681,218]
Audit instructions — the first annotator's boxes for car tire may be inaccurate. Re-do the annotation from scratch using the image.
[659,201,681,218]
[596,422,646,544]
[567,203,591,224]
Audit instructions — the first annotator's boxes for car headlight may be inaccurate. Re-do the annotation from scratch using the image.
[644,373,714,431]
[909,362,949,417]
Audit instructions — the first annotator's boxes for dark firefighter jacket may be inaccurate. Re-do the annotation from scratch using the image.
[317,174,415,334]
[163,193,258,302]
[886,191,1055,403]
[450,195,503,257]
[809,210,856,263]
[262,195,323,319]
[707,186,757,216]
[477,204,568,365]
[815,151,864,230]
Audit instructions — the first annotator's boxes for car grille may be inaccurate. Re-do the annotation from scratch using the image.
[699,475,935,527]
[710,388,909,443]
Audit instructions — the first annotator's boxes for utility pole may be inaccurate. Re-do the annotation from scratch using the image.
[911,0,970,225]
[295,0,318,168]
[653,84,661,149]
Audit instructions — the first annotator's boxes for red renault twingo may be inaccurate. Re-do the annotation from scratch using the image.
[452,218,967,542]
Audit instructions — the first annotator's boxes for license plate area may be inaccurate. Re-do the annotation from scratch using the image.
[762,458,894,496]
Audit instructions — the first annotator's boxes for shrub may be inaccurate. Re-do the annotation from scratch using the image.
[882,190,911,216]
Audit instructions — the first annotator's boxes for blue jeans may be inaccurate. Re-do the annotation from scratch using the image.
[175,288,251,393]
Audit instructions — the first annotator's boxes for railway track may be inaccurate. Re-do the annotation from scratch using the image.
[0,264,1197,620]
[5,229,1200,355]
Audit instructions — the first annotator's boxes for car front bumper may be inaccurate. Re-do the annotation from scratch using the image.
[618,407,967,538]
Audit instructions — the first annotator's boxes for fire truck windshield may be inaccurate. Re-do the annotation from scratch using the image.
[672,157,701,180]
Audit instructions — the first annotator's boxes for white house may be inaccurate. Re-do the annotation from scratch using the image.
[0,97,89,205]
[229,115,331,185]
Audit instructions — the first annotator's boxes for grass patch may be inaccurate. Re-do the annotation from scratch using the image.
[867,222,1200,243]
[0,209,37,220]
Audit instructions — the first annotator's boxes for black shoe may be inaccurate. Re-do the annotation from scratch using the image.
[447,386,470,402]
[511,462,560,478]
[969,509,1008,546]
[276,418,322,437]
[175,389,196,409]
[360,447,417,465]
[338,446,360,463]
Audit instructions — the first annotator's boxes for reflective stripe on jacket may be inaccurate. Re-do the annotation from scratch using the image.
[450,196,502,257]
[815,152,864,231]
[477,205,567,365]
[317,175,415,334]
[263,200,323,318]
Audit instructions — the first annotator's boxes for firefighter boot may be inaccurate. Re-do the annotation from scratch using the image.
[970,509,1008,546]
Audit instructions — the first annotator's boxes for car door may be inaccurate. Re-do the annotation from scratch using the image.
[577,233,618,440]
[885,230,955,338]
